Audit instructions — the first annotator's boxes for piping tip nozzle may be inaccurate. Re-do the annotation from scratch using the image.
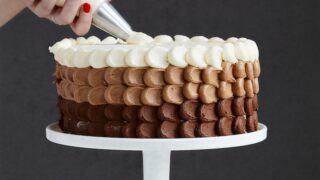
[93,1,133,40]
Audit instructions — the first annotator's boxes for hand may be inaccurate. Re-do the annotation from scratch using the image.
[24,0,93,36]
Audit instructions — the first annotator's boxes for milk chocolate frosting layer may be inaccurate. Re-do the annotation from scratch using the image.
[56,60,260,106]
[58,96,259,138]
[57,62,260,87]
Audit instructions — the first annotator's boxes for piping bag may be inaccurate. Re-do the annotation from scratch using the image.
[56,0,133,40]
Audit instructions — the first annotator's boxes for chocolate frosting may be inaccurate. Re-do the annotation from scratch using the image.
[88,86,107,105]
[104,67,125,85]
[141,88,163,106]
[184,66,202,83]
[122,106,140,122]
[56,64,260,106]
[104,121,124,137]
[245,62,254,80]
[217,81,233,99]
[180,100,200,120]
[198,104,218,122]
[73,86,91,103]
[73,68,90,85]
[233,116,246,134]
[87,105,107,123]
[244,97,255,116]
[247,111,258,132]
[66,68,76,82]
[89,122,106,136]
[163,85,184,104]
[233,61,246,78]
[104,105,124,121]
[252,95,259,111]
[123,87,143,106]
[138,106,159,123]
[202,67,219,87]
[219,62,236,83]
[244,79,254,98]
[217,117,234,136]
[157,103,181,122]
[144,69,165,88]
[197,122,217,137]
[158,121,179,138]
[199,84,218,104]
[88,68,107,87]
[232,78,246,97]
[183,83,199,100]
[58,98,255,138]
[137,123,158,138]
[123,68,146,87]
[253,78,260,94]
[164,66,184,85]
[180,121,197,138]
[105,85,126,104]
[232,97,246,116]
[122,122,138,138]
[217,99,233,117]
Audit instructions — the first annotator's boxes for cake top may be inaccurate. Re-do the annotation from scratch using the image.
[49,32,259,69]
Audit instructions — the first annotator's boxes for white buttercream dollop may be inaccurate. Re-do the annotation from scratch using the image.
[168,45,188,68]
[209,37,225,44]
[102,37,118,44]
[87,36,101,44]
[205,46,223,70]
[226,37,238,43]
[145,46,169,68]
[89,49,109,68]
[125,47,148,67]
[174,35,190,42]
[106,48,129,67]
[49,38,75,54]
[246,39,259,60]
[76,37,88,44]
[191,36,209,43]
[186,45,208,68]
[234,41,250,61]
[238,37,248,42]
[222,43,238,63]
[72,49,91,68]
[54,48,66,64]
[127,32,153,44]
[154,35,174,43]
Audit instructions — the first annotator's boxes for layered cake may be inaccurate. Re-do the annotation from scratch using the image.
[49,33,261,138]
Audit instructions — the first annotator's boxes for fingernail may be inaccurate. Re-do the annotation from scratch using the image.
[83,3,91,13]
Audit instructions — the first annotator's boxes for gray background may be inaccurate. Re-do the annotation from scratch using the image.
[0,0,319,179]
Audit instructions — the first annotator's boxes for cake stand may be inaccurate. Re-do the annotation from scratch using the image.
[46,123,267,180]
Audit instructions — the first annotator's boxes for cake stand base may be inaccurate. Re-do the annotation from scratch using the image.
[46,123,267,180]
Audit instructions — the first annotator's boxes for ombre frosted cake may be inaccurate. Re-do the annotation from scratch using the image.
[49,33,261,138]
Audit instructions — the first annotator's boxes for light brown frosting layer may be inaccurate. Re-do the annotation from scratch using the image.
[56,60,260,106]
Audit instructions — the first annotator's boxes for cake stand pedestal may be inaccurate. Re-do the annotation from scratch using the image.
[46,123,267,180]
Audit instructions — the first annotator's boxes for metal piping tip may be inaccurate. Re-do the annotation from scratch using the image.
[93,1,133,40]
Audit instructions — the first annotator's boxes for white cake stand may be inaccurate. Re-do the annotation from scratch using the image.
[46,122,267,180]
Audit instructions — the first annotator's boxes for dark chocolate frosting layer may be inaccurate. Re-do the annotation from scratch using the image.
[58,96,259,138]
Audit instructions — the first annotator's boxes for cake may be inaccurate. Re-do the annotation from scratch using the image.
[49,33,261,138]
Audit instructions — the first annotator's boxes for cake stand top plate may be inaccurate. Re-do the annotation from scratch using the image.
[46,123,267,151]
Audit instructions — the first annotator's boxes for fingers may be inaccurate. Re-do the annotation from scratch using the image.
[52,0,81,25]
[70,3,93,36]
[33,0,57,18]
